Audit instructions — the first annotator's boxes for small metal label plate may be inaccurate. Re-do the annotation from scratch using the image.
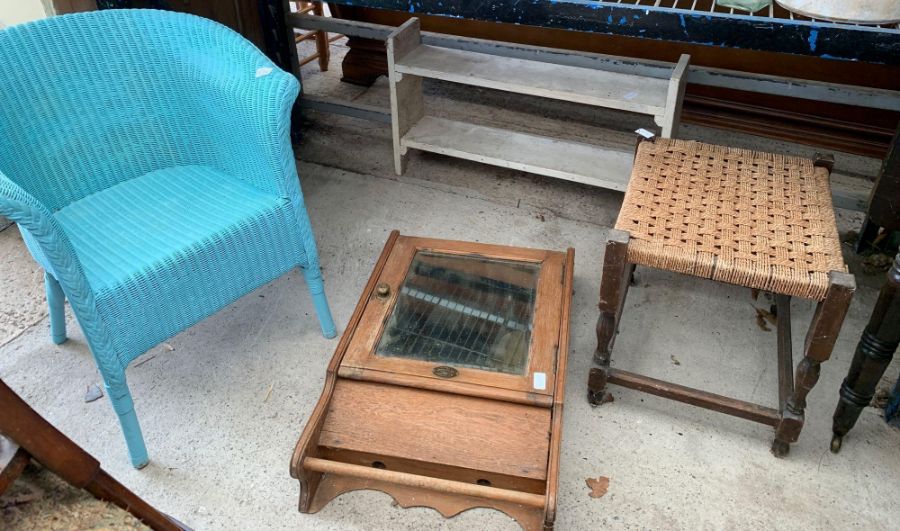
[432,366,459,378]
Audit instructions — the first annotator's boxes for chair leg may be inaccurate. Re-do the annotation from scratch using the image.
[773,271,855,457]
[313,3,330,72]
[105,379,149,469]
[301,266,337,339]
[588,229,632,406]
[44,272,67,345]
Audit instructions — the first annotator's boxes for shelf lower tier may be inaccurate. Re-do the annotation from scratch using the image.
[401,117,633,192]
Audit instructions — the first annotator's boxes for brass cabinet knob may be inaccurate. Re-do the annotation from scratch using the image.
[375,283,391,299]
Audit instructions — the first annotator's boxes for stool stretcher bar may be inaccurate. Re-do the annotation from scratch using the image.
[597,369,782,426]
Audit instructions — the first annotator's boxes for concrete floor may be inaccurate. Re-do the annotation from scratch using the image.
[2,40,899,530]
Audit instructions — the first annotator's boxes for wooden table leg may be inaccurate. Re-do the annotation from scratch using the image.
[0,379,185,531]
[773,272,855,457]
[831,252,900,452]
[588,229,632,406]
[329,5,388,85]
[0,441,30,496]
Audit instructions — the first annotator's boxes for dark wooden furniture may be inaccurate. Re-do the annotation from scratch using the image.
[91,0,286,64]
[588,136,855,456]
[857,127,900,254]
[888,379,900,426]
[831,251,900,452]
[52,0,99,14]
[0,379,185,530]
[291,231,574,530]
[327,1,899,158]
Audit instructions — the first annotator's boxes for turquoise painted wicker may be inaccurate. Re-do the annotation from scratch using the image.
[0,9,336,468]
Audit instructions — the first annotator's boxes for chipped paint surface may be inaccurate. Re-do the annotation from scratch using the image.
[327,0,898,65]
[807,28,818,52]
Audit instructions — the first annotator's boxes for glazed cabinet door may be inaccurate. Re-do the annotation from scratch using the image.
[339,236,567,402]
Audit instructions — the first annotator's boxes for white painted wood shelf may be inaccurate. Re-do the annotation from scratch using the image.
[402,117,633,191]
[387,18,690,190]
[395,45,670,117]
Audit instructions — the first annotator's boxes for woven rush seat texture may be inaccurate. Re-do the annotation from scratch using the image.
[615,138,846,300]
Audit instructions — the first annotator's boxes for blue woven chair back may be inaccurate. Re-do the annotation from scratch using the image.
[0,9,269,211]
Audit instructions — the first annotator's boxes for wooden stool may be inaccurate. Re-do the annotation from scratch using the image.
[588,137,856,456]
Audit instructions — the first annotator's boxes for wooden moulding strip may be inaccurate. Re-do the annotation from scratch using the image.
[607,368,781,426]
[542,247,576,526]
[303,457,547,508]
[338,366,554,407]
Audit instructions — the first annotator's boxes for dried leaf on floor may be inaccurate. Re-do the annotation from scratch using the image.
[759,307,776,325]
[871,387,891,410]
[861,253,892,275]
[586,476,610,499]
[0,478,44,508]
[754,306,776,332]
[84,384,103,403]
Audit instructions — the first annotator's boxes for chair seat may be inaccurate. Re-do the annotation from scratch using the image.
[615,138,847,300]
[56,165,304,362]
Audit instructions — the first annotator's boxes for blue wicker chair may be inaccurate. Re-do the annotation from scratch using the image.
[0,9,336,468]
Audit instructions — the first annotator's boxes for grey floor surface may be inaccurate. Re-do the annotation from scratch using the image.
[1,39,898,530]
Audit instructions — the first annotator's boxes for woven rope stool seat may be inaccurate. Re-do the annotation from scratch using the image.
[616,138,846,300]
[589,136,856,457]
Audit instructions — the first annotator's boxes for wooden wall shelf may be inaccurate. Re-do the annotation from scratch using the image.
[387,18,689,188]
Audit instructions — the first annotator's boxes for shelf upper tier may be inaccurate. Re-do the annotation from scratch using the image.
[394,45,670,117]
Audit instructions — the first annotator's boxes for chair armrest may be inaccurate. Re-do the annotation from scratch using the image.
[0,173,122,374]
[178,47,303,201]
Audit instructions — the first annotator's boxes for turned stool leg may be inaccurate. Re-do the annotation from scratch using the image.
[773,271,855,457]
[589,229,632,405]
[831,252,900,452]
